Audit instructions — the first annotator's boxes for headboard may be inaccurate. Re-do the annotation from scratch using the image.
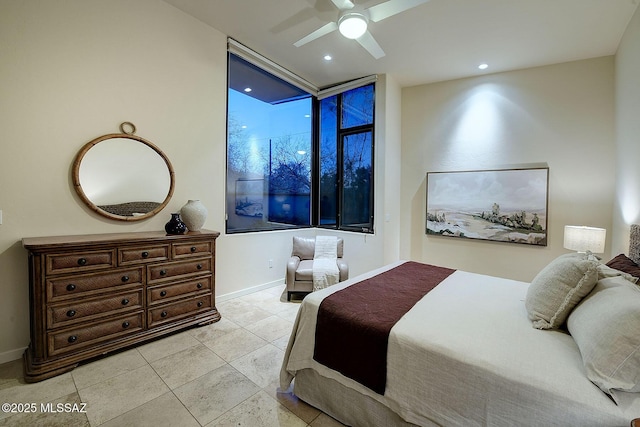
[630,224,640,264]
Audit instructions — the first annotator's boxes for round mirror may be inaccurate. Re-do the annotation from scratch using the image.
[72,125,175,221]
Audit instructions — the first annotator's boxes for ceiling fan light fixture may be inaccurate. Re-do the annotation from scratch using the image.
[338,12,368,39]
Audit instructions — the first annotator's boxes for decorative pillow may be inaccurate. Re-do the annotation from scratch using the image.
[606,254,640,278]
[597,262,638,284]
[567,276,640,400]
[525,253,599,330]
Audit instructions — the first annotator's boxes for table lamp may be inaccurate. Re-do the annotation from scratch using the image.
[563,225,606,254]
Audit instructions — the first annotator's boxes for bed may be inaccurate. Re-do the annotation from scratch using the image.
[280,227,640,426]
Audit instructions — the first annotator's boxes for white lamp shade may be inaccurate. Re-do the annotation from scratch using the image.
[563,225,606,253]
[338,13,368,39]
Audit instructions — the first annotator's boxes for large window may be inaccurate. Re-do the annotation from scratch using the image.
[318,84,375,232]
[226,53,312,233]
[226,46,375,234]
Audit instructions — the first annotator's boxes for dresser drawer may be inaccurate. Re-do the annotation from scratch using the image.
[148,294,213,328]
[118,244,169,266]
[147,275,212,306]
[172,241,213,259]
[147,258,211,284]
[46,249,116,275]
[47,312,144,357]
[47,268,143,302]
[47,289,144,329]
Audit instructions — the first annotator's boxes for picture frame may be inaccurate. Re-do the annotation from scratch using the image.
[426,167,549,246]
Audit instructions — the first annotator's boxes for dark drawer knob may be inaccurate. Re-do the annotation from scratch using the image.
[77,258,87,266]
[196,283,203,289]
[122,321,130,329]
[160,269,167,276]
[68,335,77,343]
[66,310,76,317]
[160,291,167,297]
[160,311,168,318]
[66,284,76,291]
[141,251,149,258]
[121,299,129,305]
[190,246,197,252]
[121,275,129,282]
[196,264,203,270]
[197,301,203,307]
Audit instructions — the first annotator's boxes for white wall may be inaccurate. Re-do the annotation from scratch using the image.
[400,57,616,282]
[0,0,394,362]
[613,6,640,255]
[379,74,403,264]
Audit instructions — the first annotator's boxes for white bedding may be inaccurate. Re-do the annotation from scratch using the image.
[280,261,640,426]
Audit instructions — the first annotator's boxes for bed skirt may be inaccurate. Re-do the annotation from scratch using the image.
[294,368,428,427]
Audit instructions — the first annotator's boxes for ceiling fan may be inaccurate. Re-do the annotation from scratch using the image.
[294,0,430,59]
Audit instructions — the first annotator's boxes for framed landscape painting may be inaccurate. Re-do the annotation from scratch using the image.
[426,167,549,246]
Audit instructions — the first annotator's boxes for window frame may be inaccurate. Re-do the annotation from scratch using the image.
[225,53,314,234]
[315,83,375,234]
[226,39,376,235]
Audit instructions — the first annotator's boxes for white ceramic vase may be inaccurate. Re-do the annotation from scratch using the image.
[180,200,208,232]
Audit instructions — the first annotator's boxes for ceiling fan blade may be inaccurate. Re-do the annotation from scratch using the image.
[356,30,385,59]
[330,0,355,11]
[367,0,430,22]
[294,21,338,47]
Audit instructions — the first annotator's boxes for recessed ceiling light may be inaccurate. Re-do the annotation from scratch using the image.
[324,55,332,61]
[478,63,489,70]
[244,87,252,92]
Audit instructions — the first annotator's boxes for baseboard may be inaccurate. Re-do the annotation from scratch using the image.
[217,278,284,302]
[0,347,26,364]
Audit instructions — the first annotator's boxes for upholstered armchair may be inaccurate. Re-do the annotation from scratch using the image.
[286,236,348,301]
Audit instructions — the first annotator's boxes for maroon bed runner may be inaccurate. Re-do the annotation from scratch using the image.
[313,261,455,395]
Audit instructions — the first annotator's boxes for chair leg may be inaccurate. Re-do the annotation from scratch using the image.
[287,291,291,301]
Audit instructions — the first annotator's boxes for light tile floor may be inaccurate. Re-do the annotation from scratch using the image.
[0,285,345,427]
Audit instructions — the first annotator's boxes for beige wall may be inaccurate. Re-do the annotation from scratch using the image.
[613,5,640,254]
[0,0,227,362]
[400,57,616,282]
[0,0,395,362]
[378,74,403,264]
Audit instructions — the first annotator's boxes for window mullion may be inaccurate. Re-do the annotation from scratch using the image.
[311,97,320,227]
[336,95,344,230]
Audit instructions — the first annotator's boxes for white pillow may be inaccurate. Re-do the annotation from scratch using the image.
[567,276,640,401]
[597,262,639,283]
[525,253,599,329]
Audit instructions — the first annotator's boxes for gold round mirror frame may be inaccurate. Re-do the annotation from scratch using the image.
[72,122,176,221]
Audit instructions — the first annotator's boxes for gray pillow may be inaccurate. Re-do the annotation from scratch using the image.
[597,262,639,283]
[525,253,599,329]
[567,276,640,400]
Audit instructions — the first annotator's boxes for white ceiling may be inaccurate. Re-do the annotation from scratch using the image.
[162,0,639,89]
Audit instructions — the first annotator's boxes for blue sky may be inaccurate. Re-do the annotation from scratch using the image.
[228,89,312,146]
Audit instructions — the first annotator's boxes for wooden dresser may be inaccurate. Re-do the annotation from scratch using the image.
[22,230,221,382]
